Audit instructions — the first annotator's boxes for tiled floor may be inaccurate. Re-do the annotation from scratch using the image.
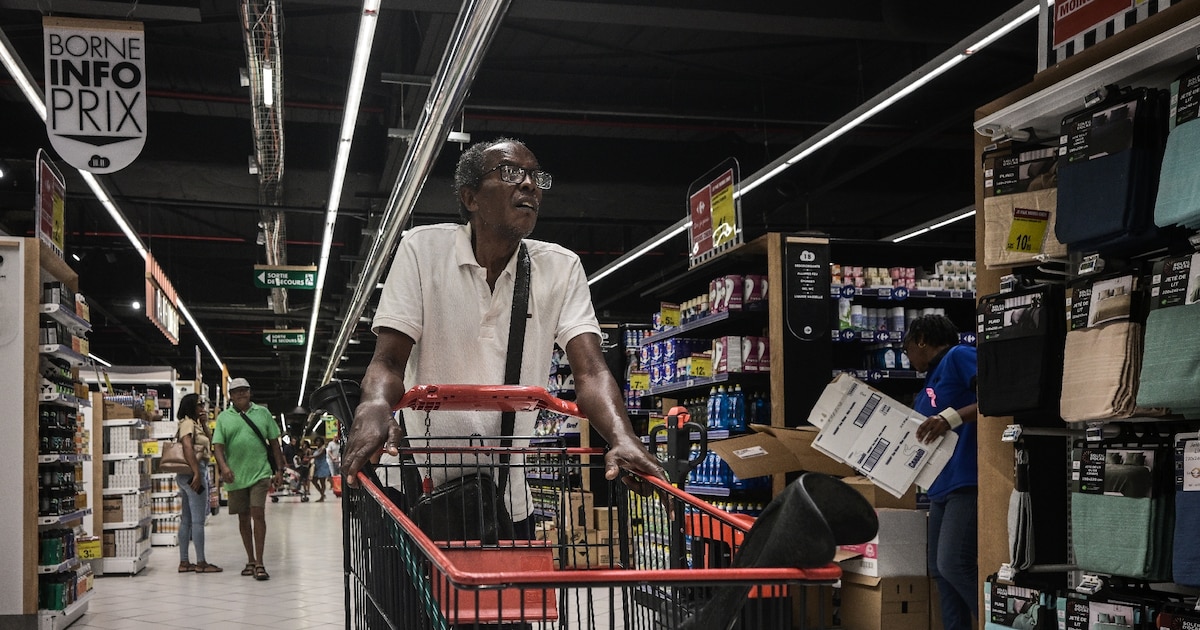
[74,494,345,629]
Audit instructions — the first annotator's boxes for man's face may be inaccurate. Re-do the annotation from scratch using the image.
[462,142,542,241]
[230,387,251,409]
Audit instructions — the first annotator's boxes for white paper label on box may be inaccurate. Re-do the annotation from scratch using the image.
[1185,440,1200,492]
[732,446,769,459]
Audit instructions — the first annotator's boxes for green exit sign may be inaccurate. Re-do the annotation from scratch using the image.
[263,329,306,346]
[254,265,317,290]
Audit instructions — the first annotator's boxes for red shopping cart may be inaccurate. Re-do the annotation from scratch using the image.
[331,383,846,629]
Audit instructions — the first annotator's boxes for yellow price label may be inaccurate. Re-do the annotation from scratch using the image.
[690,357,712,378]
[324,416,339,439]
[659,302,680,328]
[77,539,102,560]
[628,371,650,391]
[141,440,160,456]
[1005,208,1050,253]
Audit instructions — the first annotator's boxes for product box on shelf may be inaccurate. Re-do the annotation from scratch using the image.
[838,508,927,578]
[103,400,145,420]
[807,374,957,498]
[101,498,122,523]
[708,425,857,479]
[838,574,930,630]
[712,336,744,374]
[743,274,768,308]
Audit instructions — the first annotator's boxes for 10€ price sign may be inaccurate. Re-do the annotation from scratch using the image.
[1005,208,1050,253]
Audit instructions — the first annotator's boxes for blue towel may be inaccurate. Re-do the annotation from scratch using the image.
[1174,490,1200,586]
[1154,120,1200,230]
[1137,302,1200,418]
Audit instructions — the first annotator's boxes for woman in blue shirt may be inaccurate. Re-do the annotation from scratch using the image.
[904,315,978,630]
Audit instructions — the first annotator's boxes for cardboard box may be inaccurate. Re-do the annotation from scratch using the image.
[839,574,930,630]
[839,508,927,578]
[792,583,837,629]
[842,475,917,510]
[809,374,957,498]
[560,491,595,531]
[708,425,857,479]
[103,400,145,420]
[101,497,124,523]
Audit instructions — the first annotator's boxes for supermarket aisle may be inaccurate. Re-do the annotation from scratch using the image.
[74,495,345,629]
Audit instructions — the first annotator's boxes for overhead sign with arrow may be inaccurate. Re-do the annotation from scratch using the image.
[253,264,317,290]
[262,329,306,346]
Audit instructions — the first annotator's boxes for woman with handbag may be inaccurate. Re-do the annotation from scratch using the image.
[176,393,222,573]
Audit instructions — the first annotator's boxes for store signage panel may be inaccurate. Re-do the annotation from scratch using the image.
[687,159,743,268]
[35,149,67,258]
[43,17,147,173]
[145,253,180,345]
[254,264,317,290]
[784,236,831,342]
[1053,0,1133,48]
[262,329,306,346]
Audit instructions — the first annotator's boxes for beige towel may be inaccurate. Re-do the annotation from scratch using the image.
[1060,321,1165,422]
[984,188,1068,269]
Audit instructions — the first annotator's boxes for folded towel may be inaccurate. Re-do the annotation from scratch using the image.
[1155,107,1200,230]
[1061,322,1156,422]
[1173,490,1200,586]
[984,188,1068,269]
[1072,493,1167,579]
[1137,302,1200,417]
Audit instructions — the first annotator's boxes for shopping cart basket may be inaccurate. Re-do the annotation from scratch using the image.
[327,383,846,629]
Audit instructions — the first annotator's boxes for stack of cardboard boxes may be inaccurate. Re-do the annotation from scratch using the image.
[706,375,954,630]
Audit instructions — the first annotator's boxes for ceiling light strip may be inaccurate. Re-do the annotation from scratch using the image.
[1,26,225,372]
[584,0,1039,283]
[297,0,382,404]
[313,0,514,398]
[885,206,977,243]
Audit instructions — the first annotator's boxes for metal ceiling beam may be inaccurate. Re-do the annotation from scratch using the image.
[0,0,202,21]
[318,0,513,388]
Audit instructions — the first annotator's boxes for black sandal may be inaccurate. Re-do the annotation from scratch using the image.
[241,563,256,576]
[253,564,270,581]
[194,562,223,573]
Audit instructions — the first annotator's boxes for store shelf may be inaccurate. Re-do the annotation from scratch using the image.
[647,371,767,397]
[684,485,733,497]
[39,589,92,630]
[37,453,91,464]
[150,472,178,479]
[831,284,974,301]
[103,418,146,428]
[38,557,81,574]
[38,343,88,366]
[38,391,91,408]
[103,486,150,497]
[639,309,767,346]
[150,491,178,499]
[102,452,142,461]
[151,532,178,547]
[832,368,923,382]
[40,302,92,335]
[642,429,731,444]
[98,545,151,575]
[832,330,977,345]
[37,508,91,527]
[102,515,151,530]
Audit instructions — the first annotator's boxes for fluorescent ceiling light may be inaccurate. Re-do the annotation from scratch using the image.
[262,63,274,107]
[585,0,1038,283]
[88,353,113,367]
[299,0,381,405]
[886,207,976,243]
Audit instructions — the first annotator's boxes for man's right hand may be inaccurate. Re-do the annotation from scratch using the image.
[340,401,400,486]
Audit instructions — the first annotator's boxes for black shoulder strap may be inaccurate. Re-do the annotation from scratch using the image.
[238,409,272,455]
[498,242,530,494]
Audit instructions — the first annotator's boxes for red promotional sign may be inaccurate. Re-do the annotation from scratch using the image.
[35,149,66,258]
[687,159,741,268]
[1053,0,1134,48]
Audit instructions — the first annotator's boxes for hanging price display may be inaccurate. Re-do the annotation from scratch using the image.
[141,440,160,456]
[1005,208,1050,253]
[628,371,650,391]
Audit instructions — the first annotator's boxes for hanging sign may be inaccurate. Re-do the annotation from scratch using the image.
[687,158,743,268]
[1052,0,1134,48]
[145,253,181,345]
[35,149,67,258]
[254,265,317,289]
[43,17,147,173]
[262,329,306,346]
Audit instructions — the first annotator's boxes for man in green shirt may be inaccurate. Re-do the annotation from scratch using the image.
[213,378,285,581]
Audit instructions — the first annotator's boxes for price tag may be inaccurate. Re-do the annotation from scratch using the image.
[77,539,102,560]
[1075,574,1104,595]
[839,329,857,342]
[997,563,1017,583]
[1001,424,1023,442]
[1005,208,1050,253]
[690,357,712,378]
[628,371,650,391]
[659,302,680,329]
[890,286,910,301]
[141,440,160,457]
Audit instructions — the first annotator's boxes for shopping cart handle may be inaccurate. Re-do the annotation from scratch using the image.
[394,384,585,418]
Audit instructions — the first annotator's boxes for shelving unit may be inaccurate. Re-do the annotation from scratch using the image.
[149,474,180,546]
[971,2,1200,614]
[0,236,100,624]
[97,408,152,576]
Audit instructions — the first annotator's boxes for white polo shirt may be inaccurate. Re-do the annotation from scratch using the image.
[372,223,601,520]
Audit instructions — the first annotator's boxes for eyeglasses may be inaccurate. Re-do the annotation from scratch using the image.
[485,163,552,190]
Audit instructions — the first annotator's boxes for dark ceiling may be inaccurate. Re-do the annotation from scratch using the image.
[0,0,1040,414]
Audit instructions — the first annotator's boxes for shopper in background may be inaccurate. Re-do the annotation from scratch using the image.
[294,438,313,498]
[175,393,221,573]
[904,315,979,630]
[341,137,665,536]
[310,436,331,502]
[213,378,285,581]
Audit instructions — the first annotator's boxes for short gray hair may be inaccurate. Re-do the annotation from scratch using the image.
[453,137,524,222]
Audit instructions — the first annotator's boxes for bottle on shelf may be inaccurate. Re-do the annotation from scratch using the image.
[716,385,730,431]
[705,387,719,430]
[729,385,746,433]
